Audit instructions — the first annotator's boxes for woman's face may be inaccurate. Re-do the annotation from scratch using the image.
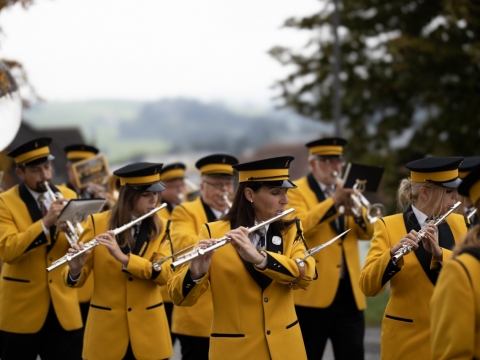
[247,186,289,222]
[132,191,159,217]
[422,185,458,216]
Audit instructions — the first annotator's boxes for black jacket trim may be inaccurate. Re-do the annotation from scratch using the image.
[90,304,112,311]
[146,302,164,310]
[210,333,245,338]
[385,314,413,323]
[307,173,343,232]
[2,276,30,283]
[286,319,299,329]
[19,183,49,252]
[181,269,198,298]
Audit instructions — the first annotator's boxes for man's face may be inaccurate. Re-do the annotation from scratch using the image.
[310,157,344,186]
[200,175,234,211]
[161,178,186,205]
[16,161,53,192]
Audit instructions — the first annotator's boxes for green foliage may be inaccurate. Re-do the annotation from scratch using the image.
[270,0,480,211]
[365,290,389,326]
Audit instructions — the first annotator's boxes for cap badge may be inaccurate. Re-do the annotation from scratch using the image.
[35,142,38,148]
[333,140,337,144]
[285,160,290,168]
[272,236,282,246]
[222,157,226,163]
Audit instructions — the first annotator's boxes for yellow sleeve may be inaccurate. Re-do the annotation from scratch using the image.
[359,218,403,297]
[431,257,476,360]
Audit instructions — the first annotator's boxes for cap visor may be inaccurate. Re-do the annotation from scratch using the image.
[130,182,166,192]
[260,180,297,189]
[434,178,462,189]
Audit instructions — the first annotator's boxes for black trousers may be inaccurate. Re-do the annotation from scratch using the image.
[163,302,177,345]
[0,303,83,360]
[296,274,365,360]
[176,334,210,360]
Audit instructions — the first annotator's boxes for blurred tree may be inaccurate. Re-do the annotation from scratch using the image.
[1,0,40,107]
[270,0,480,211]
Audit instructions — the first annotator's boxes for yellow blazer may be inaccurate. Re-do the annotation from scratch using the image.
[169,196,215,337]
[431,250,480,360]
[62,210,174,360]
[168,219,315,360]
[0,183,82,333]
[287,175,374,309]
[359,209,467,360]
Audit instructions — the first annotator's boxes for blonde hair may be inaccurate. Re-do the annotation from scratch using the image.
[396,178,447,217]
[453,225,480,257]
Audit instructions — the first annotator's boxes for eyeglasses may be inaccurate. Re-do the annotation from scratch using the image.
[317,157,345,166]
[203,180,234,190]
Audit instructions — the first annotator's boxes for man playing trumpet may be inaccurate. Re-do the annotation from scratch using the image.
[0,137,83,359]
[287,137,375,360]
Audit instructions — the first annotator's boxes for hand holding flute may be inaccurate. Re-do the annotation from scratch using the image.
[391,201,461,265]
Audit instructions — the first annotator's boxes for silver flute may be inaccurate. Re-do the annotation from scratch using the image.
[301,229,351,261]
[466,207,477,221]
[46,203,167,272]
[392,201,461,265]
[170,208,295,270]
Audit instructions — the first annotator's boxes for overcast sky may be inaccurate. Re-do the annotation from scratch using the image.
[0,0,320,107]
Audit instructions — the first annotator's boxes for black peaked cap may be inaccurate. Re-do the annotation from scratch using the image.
[114,162,166,192]
[7,137,54,166]
[406,156,464,188]
[233,156,296,188]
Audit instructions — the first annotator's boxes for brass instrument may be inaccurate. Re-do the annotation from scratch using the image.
[392,201,461,265]
[350,180,386,223]
[44,181,81,246]
[46,203,167,272]
[170,208,295,270]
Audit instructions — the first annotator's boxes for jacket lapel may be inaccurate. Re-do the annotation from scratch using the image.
[307,173,343,234]
[201,198,218,223]
[19,182,50,247]
[403,206,439,285]
[132,220,150,256]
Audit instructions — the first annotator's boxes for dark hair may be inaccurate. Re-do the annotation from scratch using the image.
[223,182,296,234]
[108,186,162,249]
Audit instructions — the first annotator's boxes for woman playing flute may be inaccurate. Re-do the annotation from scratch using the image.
[168,156,315,360]
[359,157,468,360]
[64,162,174,360]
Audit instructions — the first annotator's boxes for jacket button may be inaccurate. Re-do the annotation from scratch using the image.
[49,257,53,261]
[264,297,269,303]
[128,307,132,312]
[49,279,52,283]
[129,277,133,281]
[266,330,271,335]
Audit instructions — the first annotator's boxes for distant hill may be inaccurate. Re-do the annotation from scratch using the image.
[23,98,331,163]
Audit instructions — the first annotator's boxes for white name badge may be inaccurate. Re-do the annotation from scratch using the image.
[272,236,282,246]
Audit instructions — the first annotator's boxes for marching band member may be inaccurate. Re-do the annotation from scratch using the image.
[0,137,83,359]
[170,154,238,360]
[430,163,480,359]
[360,157,468,360]
[64,162,174,360]
[64,144,107,200]
[458,156,480,228]
[287,138,374,359]
[158,162,187,348]
[63,144,99,326]
[158,162,187,218]
[168,156,315,360]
